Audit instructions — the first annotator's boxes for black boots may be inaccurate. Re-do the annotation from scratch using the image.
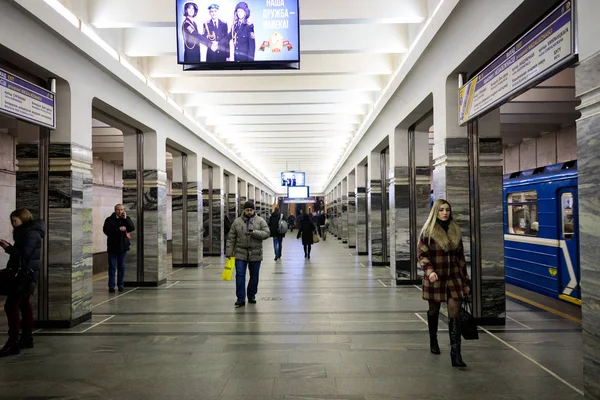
[427,312,441,355]
[0,340,20,357]
[19,335,34,349]
[448,318,467,367]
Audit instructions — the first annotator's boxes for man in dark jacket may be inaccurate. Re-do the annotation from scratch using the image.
[103,204,135,293]
[268,207,285,261]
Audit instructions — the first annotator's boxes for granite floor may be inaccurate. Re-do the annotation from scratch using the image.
[0,233,584,400]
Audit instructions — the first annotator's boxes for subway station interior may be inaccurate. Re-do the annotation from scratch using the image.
[0,0,599,399]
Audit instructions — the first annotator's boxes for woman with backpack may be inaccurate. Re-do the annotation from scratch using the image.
[268,207,286,261]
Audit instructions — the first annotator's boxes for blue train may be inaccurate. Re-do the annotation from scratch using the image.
[502,160,580,305]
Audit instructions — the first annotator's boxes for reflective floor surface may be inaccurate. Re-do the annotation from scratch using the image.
[0,232,584,399]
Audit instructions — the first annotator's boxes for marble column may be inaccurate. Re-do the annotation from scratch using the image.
[185,154,202,267]
[254,187,261,219]
[201,165,212,256]
[341,178,349,243]
[476,110,506,322]
[171,155,185,268]
[389,128,430,283]
[347,171,357,249]
[356,166,368,255]
[238,180,248,216]
[123,133,168,286]
[368,152,384,265]
[210,168,224,257]
[576,48,600,400]
[227,174,239,225]
[39,143,93,327]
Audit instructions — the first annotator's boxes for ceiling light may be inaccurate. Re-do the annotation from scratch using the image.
[120,58,146,83]
[43,0,80,28]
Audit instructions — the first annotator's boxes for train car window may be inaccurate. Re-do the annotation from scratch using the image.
[561,193,574,240]
[507,191,539,236]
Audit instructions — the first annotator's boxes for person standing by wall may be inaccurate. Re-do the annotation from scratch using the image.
[226,201,270,307]
[103,204,135,293]
[0,208,45,357]
[418,199,470,368]
[268,207,285,261]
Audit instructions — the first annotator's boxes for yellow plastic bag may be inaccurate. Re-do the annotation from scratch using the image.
[222,257,235,281]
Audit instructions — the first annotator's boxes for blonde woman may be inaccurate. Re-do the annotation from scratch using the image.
[418,199,470,367]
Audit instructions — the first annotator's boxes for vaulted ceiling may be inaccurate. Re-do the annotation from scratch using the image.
[55,0,442,193]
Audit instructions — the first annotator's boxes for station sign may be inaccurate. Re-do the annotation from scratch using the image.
[0,68,55,129]
[459,0,576,125]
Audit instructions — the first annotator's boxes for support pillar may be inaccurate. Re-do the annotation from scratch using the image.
[368,152,384,265]
[171,154,185,268]
[211,166,224,256]
[124,131,168,286]
[576,36,600,398]
[228,174,239,224]
[347,171,357,249]
[341,178,349,243]
[186,154,202,267]
[239,180,248,215]
[356,165,368,255]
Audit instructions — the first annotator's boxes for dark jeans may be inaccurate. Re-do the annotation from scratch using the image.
[235,259,261,302]
[4,293,33,342]
[303,244,312,256]
[108,252,127,289]
[273,236,283,258]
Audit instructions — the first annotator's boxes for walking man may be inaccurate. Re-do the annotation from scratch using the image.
[226,201,270,307]
[103,204,135,293]
[269,207,286,260]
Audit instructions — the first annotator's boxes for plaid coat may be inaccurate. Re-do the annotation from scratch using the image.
[417,221,469,302]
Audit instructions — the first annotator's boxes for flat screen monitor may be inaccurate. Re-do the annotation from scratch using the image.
[281,171,305,187]
[176,0,300,70]
[287,186,309,199]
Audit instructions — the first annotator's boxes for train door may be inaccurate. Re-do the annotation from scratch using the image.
[557,188,580,304]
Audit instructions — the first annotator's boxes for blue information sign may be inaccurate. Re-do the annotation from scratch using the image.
[459,0,576,125]
[0,68,55,129]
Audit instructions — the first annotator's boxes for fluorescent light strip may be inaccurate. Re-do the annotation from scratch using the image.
[80,23,119,60]
[120,58,146,83]
[167,97,184,113]
[43,0,80,28]
[147,81,167,100]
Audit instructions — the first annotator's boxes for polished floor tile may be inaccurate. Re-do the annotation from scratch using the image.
[0,231,585,399]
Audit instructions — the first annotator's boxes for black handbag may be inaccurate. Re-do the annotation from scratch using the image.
[460,296,479,340]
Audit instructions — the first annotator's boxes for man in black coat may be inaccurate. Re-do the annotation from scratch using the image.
[103,204,135,293]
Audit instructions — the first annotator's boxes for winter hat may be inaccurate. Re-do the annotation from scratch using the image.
[243,201,255,210]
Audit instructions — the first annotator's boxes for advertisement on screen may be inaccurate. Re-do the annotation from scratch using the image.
[176,0,300,65]
[281,171,305,187]
[288,186,309,199]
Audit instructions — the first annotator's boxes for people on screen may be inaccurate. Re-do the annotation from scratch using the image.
[203,4,229,62]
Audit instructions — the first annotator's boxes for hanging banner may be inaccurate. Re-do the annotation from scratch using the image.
[0,68,55,129]
[459,0,576,125]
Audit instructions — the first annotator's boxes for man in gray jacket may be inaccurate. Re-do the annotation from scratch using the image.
[226,201,270,307]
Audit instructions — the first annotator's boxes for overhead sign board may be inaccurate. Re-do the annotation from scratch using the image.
[0,68,55,129]
[459,0,576,125]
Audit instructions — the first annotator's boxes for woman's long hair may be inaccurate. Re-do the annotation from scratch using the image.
[10,208,33,225]
[233,2,250,24]
[419,199,453,242]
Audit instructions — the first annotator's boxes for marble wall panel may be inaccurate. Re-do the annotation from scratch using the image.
[171,182,184,265]
[347,193,357,248]
[341,195,349,243]
[187,182,202,266]
[228,193,238,222]
[92,186,122,253]
[210,188,224,256]
[122,170,139,284]
[142,170,168,284]
[356,188,368,254]
[392,181,410,279]
[575,54,600,399]
[368,180,383,264]
[202,188,211,255]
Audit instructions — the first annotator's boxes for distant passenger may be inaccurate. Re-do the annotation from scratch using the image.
[318,211,326,239]
[268,207,285,261]
[0,208,45,357]
[103,204,135,293]
[287,214,295,232]
[297,213,316,259]
[418,199,470,368]
[226,201,270,307]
